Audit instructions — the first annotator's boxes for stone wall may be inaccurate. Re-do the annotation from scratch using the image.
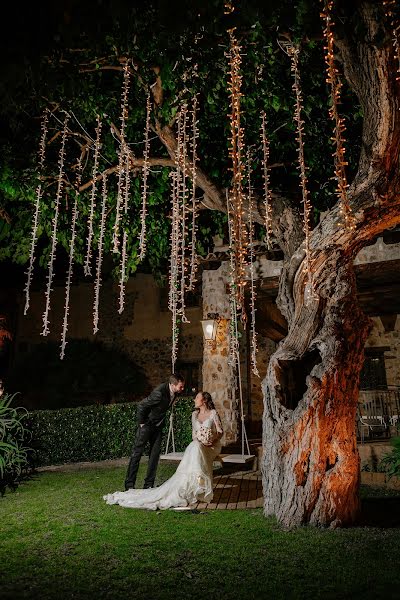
[366,315,400,388]
[14,273,203,401]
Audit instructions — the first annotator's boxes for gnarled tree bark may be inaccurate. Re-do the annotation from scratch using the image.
[262,0,400,527]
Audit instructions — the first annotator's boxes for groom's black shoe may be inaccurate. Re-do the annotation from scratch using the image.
[125,485,134,491]
[143,483,154,489]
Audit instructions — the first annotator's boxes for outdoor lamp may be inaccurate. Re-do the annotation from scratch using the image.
[201,313,220,347]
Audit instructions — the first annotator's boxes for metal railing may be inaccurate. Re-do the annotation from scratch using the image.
[357,389,400,443]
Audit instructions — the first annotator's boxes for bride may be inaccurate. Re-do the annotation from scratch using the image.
[104,391,223,510]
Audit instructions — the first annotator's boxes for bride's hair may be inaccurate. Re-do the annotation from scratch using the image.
[198,391,215,411]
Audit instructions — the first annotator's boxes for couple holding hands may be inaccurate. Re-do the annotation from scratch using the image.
[104,373,224,510]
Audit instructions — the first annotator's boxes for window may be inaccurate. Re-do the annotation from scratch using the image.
[175,362,200,395]
[360,349,388,390]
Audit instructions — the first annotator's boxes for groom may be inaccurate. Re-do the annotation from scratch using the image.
[124,373,185,490]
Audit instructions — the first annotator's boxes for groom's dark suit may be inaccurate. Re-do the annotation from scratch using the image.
[125,382,174,490]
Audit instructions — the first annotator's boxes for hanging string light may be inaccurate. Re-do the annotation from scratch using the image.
[24,108,49,315]
[60,156,82,359]
[113,61,131,253]
[226,26,248,316]
[139,89,152,261]
[84,115,102,276]
[118,153,131,315]
[383,0,400,82]
[93,173,108,334]
[188,93,199,291]
[320,1,355,231]
[286,44,317,306]
[41,113,69,337]
[179,103,189,324]
[168,171,180,370]
[246,149,260,378]
[260,110,273,249]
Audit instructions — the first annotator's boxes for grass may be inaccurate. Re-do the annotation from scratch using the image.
[1,464,400,600]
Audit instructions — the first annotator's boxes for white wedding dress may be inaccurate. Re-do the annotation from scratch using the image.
[104,409,223,510]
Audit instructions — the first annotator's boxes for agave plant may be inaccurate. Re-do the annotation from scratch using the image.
[0,392,32,493]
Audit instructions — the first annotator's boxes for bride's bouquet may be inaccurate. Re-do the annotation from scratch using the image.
[196,425,214,446]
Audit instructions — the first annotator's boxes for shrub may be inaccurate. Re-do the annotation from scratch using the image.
[28,397,194,467]
[380,437,400,480]
[7,339,148,410]
[0,392,33,494]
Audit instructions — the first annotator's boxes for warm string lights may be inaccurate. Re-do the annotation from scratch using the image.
[24,108,49,315]
[178,103,190,323]
[41,113,70,337]
[60,156,82,359]
[93,173,108,334]
[286,44,317,306]
[188,93,199,291]
[84,115,102,277]
[168,171,180,370]
[320,1,355,231]
[260,110,273,249]
[227,27,248,314]
[118,154,131,315]
[246,149,260,378]
[139,90,152,261]
[113,61,131,253]
[383,0,400,82]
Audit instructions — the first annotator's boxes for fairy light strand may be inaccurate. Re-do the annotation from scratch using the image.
[113,61,131,253]
[139,90,152,260]
[321,1,355,231]
[247,149,260,378]
[227,27,248,315]
[179,103,189,324]
[60,156,82,359]
[41,113,70,336]
[93,173,108,334]
[260,110,273,249]
[286,44,316,304]
[188,94,199,291]
[24,108,49,315]
[118,153,131,314]
[168,171,180,370]
[84,115,102,276]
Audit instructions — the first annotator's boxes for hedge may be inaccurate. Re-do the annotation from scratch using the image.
[27,398,194,467]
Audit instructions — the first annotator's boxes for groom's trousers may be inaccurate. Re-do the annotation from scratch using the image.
[125,422,163,490]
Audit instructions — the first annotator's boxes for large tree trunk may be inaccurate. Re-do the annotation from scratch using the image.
[262,0,400,527]
[262,260,370,527]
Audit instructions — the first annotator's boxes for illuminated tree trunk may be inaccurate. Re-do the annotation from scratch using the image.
[261,0,400,527]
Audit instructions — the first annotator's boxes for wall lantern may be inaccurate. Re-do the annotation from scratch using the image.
[201,313,220,347]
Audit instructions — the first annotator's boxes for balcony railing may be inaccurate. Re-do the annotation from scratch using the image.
[357,389,400,443]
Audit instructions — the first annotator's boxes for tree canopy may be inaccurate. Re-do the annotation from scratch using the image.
[0,0,364,282]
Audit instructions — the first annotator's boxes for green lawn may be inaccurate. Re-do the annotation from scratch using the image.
[1,464,400,600]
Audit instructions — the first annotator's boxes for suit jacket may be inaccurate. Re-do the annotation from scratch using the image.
[136,382,172,427]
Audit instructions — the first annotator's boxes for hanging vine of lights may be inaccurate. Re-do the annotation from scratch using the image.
[179,103,190,324]
[24,108,49,316]
[60,156,82,359]
[168,171,181,370]
[260,110,273,249]
[41,113,69,337]
[139,89,152,261]
[247,149,260,378]
[113,61,131,253]
[188,93,199,291]
[227,26,248,315]
[93,173,108,334]
[118,153,131,315]
[84,115,102,276]
[321,0,355,231]
[287,44,316,306]
[383,0,400,82]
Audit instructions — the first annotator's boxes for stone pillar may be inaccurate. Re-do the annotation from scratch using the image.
[202,263,238,444]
